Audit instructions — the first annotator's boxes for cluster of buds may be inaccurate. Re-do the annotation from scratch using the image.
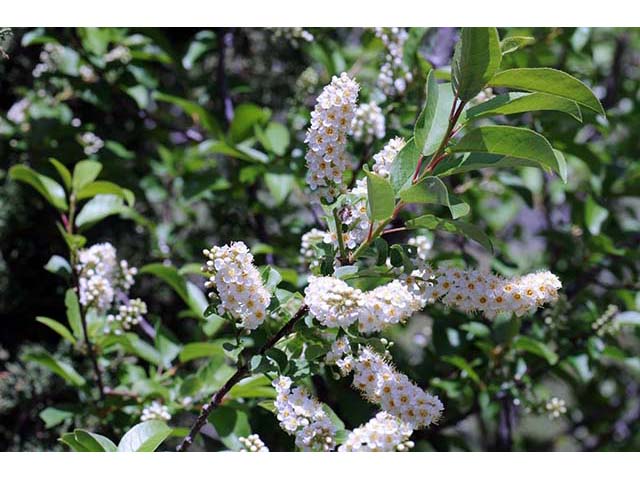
[592,304,620,337]
[105,298,147,335]
[239,434,269,452]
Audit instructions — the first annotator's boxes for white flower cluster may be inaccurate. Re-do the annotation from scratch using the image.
[140,401,171,422]
[239,434,269,452]
[350,101,385,144]
[77,243,137,312]
[305,276,423,333]
[338,412,414,452]
[358,280,424,334]
[271,27,314,46]
[80,131,104,156]
[545,397,567,419]
[304,276,364,329]
[371,136,405,178]
[305,73,360,202]
[300,228,326,270]
[325,336,354,376]
[105,298,147,335]
[79,65,97,83]
[202,241,271,331]
[273,376,336,452]
[374,28,413,97]
[351,347,443,429]
[404,265,562,319]
[408,235,433,261]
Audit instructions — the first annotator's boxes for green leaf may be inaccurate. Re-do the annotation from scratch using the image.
[77,181,135,206]
[118,421,172,452]
[489,68,605,115]
[208,406,251,451]
[450,126,565,181]
[415,72,437,154]
[256,122,290,156]
[24,351,86,387]
[500,36,535,55]
[120,334,163,366]
[9,165,68,211]
[365,170,395,221]
[390,137,421,193]
[230,103,270,143]
[74,430,117,452]
[49,158,72,190]
[452,27,502,101]
[44,254,72,277]
[407,214,493,252]
[36,316,76,344]
[228,375,276,399]
[40,407,73,429]
[442,355,483,387]
[513,336,559,365]
[179,341,225,363]
[464,92,582,122]
[140,264,212,322]
[64,289,83,341]
[433,148,568,183]
[585,195,608,235]
[72,160,103,192]
[264,173,295,206]
[75,194,125,229]
[59,432,90,452]
[154,91,222,137]
[399,176,469,219]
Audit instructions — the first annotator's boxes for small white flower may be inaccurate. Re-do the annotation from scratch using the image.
[239,434,269,452]
[374,28,412,97]
[350,101,385,144]
[339,411,414,452]
[545,397,567,419]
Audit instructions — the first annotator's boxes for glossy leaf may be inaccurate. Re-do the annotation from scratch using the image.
[23,351,86,387]
[75,194,125,229]
[489,68,605,115]
[452,27,502,101]
[390,137,420,193]
[365,170,395,221]
[450,126,565,181]
[76,181,135,206]
[49,158,72,190]
[400,176,469,219]
[415,72,455,155]
[500,36,535,55]
[208,406,251,451]
[9,165,68,211]
[513,336,559,365]
[36,316,76,344]
[64,289,83,341]
[464,92,582,122]
[72,160,103,192]
[118,421,172,452]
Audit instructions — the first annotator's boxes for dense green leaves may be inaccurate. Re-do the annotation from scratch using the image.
[452,27,502,101]
[450,126,566,181]
[489,68,605,115]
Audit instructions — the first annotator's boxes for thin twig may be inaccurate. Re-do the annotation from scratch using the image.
[176,304,309,452]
